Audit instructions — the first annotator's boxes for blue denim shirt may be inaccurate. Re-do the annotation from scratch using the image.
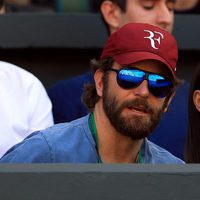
[0,115,184,163]
[48,72,189,160]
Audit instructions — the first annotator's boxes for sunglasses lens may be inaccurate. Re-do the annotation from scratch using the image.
[114,68,173,98]
[148,74,173,98]
[117,69,145,89]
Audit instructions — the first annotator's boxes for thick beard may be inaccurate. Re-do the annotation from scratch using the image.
[102,76,166,140]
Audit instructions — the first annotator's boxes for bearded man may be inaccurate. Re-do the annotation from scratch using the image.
[0,23,184,163]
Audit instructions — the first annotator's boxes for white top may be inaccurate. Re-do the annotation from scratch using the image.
[0,61,54,157]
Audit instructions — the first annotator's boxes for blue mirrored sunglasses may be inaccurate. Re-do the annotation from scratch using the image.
[108,68,174,98]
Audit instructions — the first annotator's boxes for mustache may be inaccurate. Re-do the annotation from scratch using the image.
[118,98,154,114]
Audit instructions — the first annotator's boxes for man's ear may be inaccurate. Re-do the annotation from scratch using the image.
[94,69,104,98]
[101,0,124,32]
[193,90,200,112]
[163,92,175,113]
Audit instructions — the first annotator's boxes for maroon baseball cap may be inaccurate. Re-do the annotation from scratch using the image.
[100,23,178,78]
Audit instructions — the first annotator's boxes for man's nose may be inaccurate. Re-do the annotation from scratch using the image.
[133,80,150,98]
[156,4,173,31]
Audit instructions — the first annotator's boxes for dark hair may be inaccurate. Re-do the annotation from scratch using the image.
[185,65,200,163]
[82,58,114,111]
[82,57,180,111]
[0,0,4,9]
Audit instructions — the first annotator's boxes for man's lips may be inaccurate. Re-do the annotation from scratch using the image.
[119,98,153,116]
[127,106,148,115]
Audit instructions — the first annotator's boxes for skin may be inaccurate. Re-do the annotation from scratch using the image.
[0,3,5,14]
[93,60,173,163]
[101,0,176,33]
[193,90,200,112]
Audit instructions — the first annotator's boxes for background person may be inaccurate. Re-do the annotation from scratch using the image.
[0,61,54,158]
[0,23,184,163]
[48,0,189,160]
[0,0,54,158]
[185,65,200,163]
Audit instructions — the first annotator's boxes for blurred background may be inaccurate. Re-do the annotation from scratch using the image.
[0,0,199,88]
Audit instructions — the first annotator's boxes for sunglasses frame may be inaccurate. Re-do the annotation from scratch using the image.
[107,67,174,98]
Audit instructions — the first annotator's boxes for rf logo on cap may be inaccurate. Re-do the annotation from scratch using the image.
[144,30,164,50]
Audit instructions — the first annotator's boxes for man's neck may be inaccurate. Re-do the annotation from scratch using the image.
[93,103,143,163]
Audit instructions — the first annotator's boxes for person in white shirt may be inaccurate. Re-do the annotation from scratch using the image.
[0,61,53,157]
[0,0,53,157]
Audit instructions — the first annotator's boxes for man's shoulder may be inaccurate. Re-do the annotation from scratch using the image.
[0,115,97,163]
[41,115,90,139]
[143,139,185,163]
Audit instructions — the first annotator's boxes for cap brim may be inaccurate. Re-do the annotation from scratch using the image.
[113,52,175,79]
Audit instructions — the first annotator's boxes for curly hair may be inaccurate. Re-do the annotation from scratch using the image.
[82,58,114,111]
